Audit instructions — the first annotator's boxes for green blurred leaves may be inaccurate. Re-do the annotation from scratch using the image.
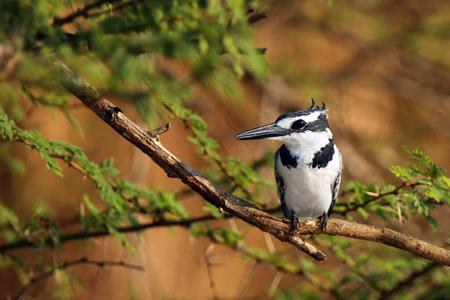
[159,97,274,205]
[337,146,449,234]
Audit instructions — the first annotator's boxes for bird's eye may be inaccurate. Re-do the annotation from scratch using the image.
[291,119,306,129]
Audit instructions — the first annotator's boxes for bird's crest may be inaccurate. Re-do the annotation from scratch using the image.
[309,98,326,111]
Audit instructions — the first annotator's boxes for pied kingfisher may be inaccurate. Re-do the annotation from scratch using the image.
[235,99,342,231]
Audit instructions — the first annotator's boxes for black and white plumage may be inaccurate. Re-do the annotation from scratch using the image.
[235,99,342,231]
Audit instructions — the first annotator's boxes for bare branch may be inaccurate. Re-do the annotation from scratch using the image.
[46,58,450,265]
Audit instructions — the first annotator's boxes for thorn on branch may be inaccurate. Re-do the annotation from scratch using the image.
[148,123,171,141]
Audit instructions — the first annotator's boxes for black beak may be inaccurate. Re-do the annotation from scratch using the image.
[235,123,291,140]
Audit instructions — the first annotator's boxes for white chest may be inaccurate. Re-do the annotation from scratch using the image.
[276,145,342,218]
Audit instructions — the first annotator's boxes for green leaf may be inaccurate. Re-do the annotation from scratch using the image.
[424,186,441,202]
[83,195,102,219]
[33,201,55,221]
[357,207,369,220]
[8,254,24,268]
[379,184,396,194]
[99,157,119,177]
[0,202,20,227]
[425,215,441,233]
[107,225,135,253]
[0,107,17,140]
[390,166,412,181]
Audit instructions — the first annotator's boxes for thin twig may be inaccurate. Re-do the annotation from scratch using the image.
[236,262,259,300]
[267,271,283,298]
[14,256,144,299]
[378,262,440,299]
[204,244,219,300]
[310,235,381,293]
[338,182,410,214]
[247,12,268,25]
[0,215,218,253]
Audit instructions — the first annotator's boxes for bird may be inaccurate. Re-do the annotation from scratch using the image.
[234,99,342,231]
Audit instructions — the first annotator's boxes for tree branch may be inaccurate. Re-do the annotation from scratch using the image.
[0,215,217,253]
[47,58,450,265]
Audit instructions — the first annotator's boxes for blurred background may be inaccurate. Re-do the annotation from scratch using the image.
[1,0,449,299]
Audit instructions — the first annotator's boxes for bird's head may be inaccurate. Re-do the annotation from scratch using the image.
[235,99,332,149]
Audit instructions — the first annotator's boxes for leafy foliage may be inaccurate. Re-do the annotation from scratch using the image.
[0,1,449,300]
[158,98,274,203]
[336,146,449,233]
[0,1,271,296]
[0,106,189,253]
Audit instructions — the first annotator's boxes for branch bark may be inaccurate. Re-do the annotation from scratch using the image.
[48,58,450,266]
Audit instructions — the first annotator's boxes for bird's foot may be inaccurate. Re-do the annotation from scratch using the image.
[320,212,328,232]
[290,210,298,231]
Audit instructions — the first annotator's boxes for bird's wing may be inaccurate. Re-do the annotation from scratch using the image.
[275,149,289,218]
[327,172,341,217]
[327,150,342,217]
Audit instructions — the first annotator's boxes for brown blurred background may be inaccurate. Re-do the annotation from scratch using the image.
[1,0,450,299]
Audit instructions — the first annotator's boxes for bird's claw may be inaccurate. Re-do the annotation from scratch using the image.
[320,212,328,232]
[290,210,298,232]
